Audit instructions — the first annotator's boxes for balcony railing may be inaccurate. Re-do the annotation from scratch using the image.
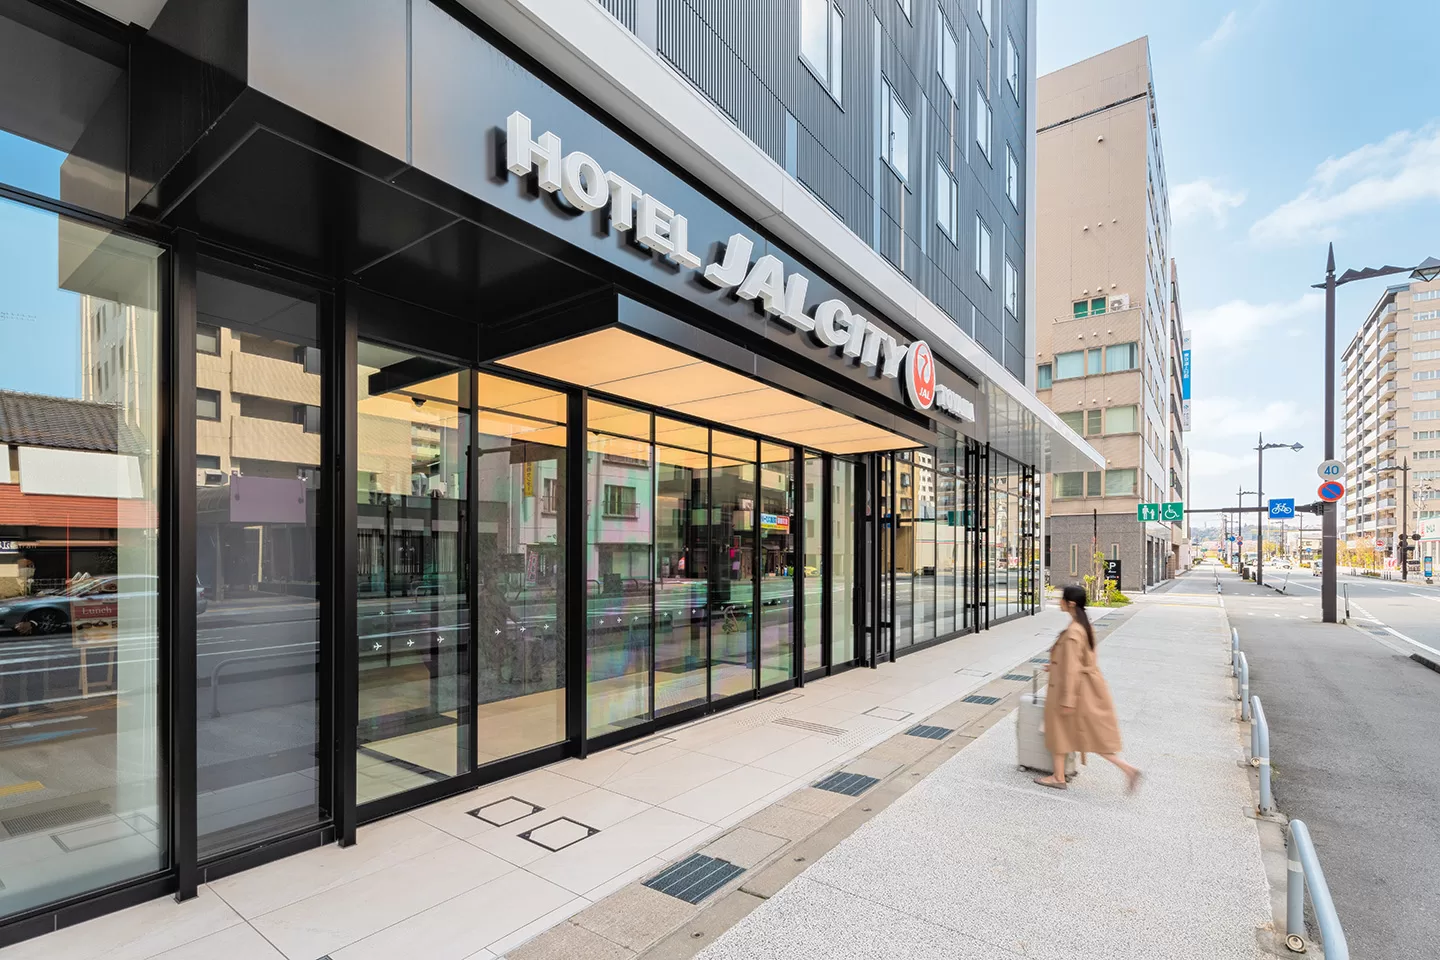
[231,415,322,465]
[233,351,321,405]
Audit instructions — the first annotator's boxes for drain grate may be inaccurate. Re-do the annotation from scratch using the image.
[1,801,111,838]
[812,771,880,796]
[774,717,846,737]
[1030,657,1050,664]
[1002,673,1032,681]
[905,724,954,740]
[962,694,1000,705]
[644,853,744,904]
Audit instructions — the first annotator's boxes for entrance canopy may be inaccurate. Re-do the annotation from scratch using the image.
[499,328,919,455]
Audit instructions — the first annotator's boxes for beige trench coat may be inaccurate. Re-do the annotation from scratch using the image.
[1043,622,1123,758]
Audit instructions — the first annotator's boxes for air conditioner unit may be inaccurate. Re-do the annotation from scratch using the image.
[1109,294,1131,311]
[195,468,226,486]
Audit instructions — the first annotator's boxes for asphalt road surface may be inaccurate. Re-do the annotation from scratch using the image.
[1177,563,1439,957]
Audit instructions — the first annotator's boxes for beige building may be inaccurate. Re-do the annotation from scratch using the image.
[1341,278,1440,565]
[1033,38,1189,592]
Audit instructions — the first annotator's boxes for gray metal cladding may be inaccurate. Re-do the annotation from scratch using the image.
[596,0,637,30]
[609,0,1027,371]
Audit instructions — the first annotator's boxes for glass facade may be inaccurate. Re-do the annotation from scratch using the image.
[195,267,325,854]
[0,200,165,919]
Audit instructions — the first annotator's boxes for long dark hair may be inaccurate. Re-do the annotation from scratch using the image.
[1061,585,1095,650]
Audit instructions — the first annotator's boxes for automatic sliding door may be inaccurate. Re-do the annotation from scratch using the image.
[759,443,795,687]
[354,343,470,805]
[654,441,707,715]
[709,431,756,699]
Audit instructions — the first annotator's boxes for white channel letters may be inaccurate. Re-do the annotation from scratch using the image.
[505,111,973,422]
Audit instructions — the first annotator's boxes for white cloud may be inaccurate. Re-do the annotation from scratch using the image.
[1171,178,1246,226]
[1186,291,1323,353]
[1200,11,1237,51]
[1187,449,1251,478]
[1249,125,1440,245]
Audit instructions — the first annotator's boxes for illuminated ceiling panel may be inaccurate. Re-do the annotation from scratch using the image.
[498,329,922,455]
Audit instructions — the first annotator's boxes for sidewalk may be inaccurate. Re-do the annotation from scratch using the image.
[0,609,1081,960]
[695,594,1274,959]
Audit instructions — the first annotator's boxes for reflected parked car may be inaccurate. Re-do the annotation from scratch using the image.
[0,575,207,637]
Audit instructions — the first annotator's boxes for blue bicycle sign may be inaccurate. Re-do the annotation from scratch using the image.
[1268,498,1295,519]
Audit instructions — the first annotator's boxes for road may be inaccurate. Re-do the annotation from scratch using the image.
[1177,563,1440,957]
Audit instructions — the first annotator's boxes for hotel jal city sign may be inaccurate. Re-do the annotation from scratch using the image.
[505,112,974,423]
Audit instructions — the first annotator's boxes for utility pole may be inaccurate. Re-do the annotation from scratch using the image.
[1399,458,1410,580]
[1321,246,1338,621]
[1257,432,1265,587]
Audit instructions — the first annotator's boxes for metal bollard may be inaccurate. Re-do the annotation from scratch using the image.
[1251,695,1271,814]
[1231,627,1240,677]
[1239,653,1251,722]
[1286,820,1349,957]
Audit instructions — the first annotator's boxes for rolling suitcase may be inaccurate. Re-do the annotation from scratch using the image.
[1017,669,1077,777]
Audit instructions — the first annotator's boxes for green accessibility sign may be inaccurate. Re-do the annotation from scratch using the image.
[1137,502,1184,523]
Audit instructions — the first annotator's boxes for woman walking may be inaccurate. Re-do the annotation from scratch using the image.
[1033,585,1141,792]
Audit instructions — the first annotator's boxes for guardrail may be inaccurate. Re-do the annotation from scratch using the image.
[1286,820,1350,957]
[209,652,314,718]
[1250,695,1271,814]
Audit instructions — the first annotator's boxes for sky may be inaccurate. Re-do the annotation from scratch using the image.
[1037,0,1440,521]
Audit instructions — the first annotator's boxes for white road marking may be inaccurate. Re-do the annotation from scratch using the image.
[1413,594,1440,603]
[1382,627,1440,660]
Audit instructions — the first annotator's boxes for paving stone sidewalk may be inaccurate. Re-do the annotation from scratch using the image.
[694,597,1274,960]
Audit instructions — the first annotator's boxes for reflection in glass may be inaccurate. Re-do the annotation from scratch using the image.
[802,454,823,672]
[355,343,469,805]
[0,202,164,918]
[709,434,755,699]
[655,444,707,715]
[195,268,324,852]
[937,442,958,636]
[893,454,914,650]
[587,426,653,735]
[759,443,794,687]
[474,374,567,763]
[913,451,936,643]
[830,460,857,664]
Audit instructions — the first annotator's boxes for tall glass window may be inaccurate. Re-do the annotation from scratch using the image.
[354,343,468,805]
[831,460,857,664]
[586,403,653,736]
[912,451,936,643]
[0,200,164,918]
[936,441,958,636]
[654,432,708,716]
[194,267,324,853]
[802,454,824,671]
[709,431,756,699]
[473,374,567,763]
[759,443,795,687]
[893,453,914,649]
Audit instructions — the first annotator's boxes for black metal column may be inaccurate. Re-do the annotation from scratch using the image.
[820,455,833,673]
[793,447,805,686]
[333,284,360,847]
[167,231,199,901]
[565,390,589,757]
[466,369,480,775]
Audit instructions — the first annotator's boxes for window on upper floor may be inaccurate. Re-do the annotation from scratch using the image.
[1105,342,1140,372]
[1086,349,1102,376]
[936,158,957,241]
[975,215,992,286]
[1104,468,1138,496]
[1054,350,1084,380]
[1004,257,1018,316]
[898,0,911,19]
[1005,145,1019,209]
[1107,405,1139,434]
[800,0,843,103]
[937,8,959,98]
[1006,32,1020,99]
[196,324,221,356]
[975,85,992,160]
[976,0,991,36]
[1037,363,1052,389]
[881,80,910,180]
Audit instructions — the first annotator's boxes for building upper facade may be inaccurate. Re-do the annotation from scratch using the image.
[1033,37,1179,518]
[1341,278,1440,548]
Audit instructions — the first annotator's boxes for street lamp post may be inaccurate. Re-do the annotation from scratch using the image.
[1314,249,1440,622]
[1237,487,1258,574]
[1256,434,1303,588]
